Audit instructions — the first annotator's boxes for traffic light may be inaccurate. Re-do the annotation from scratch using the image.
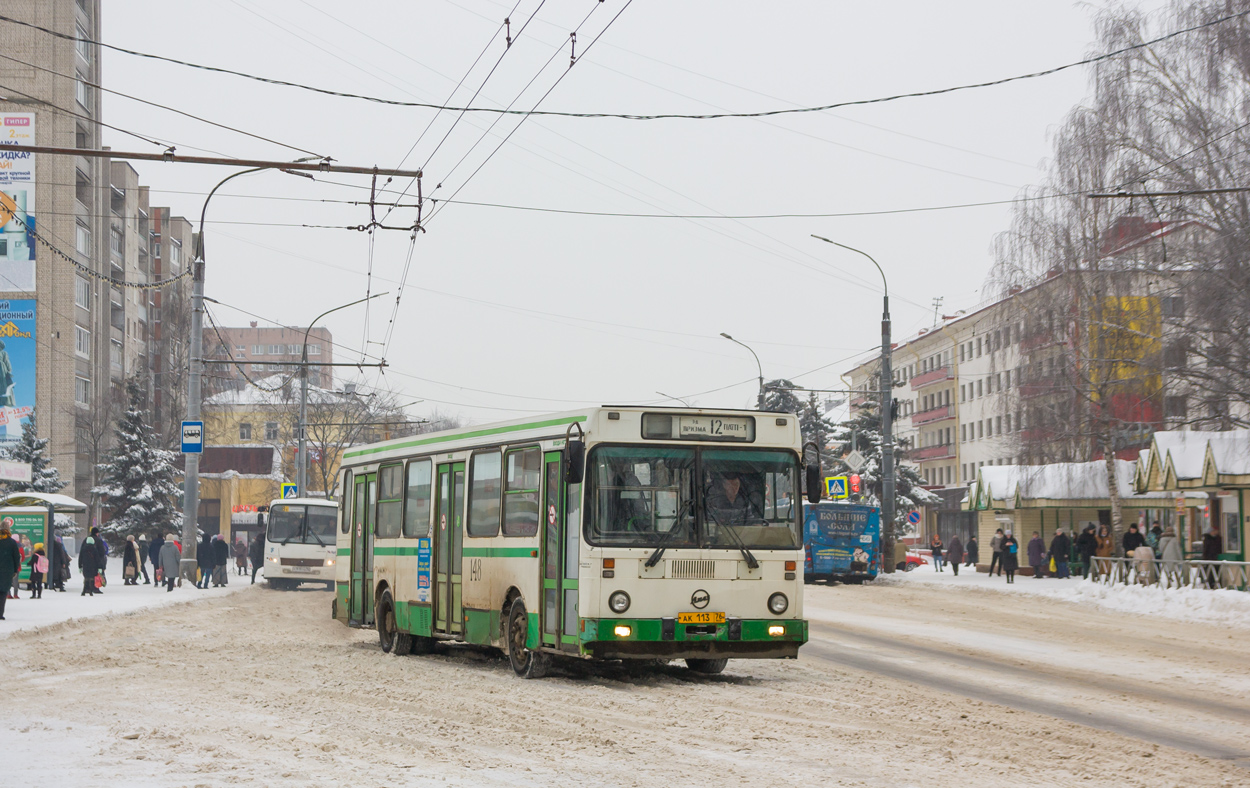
[850,474,861,495]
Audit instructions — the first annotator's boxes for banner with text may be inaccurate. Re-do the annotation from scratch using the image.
[0,299,36,447]
[0,113,36,292]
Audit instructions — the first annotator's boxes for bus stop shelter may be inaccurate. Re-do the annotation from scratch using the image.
[0,492,88,588]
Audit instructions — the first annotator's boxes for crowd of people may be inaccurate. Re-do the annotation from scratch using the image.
[926,520,1228,585]
[0,526,268,616]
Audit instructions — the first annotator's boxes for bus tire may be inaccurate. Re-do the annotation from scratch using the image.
[507,599,548,679]
[685,658,729,675]
[803,572,814,585]
[377,591,411,655]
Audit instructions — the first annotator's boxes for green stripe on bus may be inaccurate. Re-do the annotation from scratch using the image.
[343,415,588,459]
[462,547,537,558]
[337,548,350,556]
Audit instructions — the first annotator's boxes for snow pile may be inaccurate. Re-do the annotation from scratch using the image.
[0,570,249,639]
[875,566,1250,629]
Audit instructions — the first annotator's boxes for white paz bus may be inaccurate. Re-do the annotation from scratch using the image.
[263,498,340,590]
[334,407,819,678]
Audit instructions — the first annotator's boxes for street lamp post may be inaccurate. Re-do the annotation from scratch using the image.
[655,391,692,407]
[720,333,765,410]
[811,235,896,573]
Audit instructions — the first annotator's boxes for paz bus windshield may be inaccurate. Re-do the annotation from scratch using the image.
[586,446,800,549]
[268,504,337,546]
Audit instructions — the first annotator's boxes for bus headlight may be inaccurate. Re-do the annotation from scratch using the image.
[266,556,279,563]
[608,591,631,614]
[767,592,789,615]
[325,559,335,566]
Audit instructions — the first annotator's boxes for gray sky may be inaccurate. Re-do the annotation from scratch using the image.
[100,0,1170,423]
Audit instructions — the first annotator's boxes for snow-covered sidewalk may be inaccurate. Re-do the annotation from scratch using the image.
[1,567,250,639]
[876,562,1250,629]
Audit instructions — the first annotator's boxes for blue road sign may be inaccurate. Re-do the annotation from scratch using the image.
[181,421,204,454]
[907,510,921,525]
[825,476,849,499]
[281,483,299,499]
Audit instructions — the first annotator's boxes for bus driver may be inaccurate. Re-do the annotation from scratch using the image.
[705,471,753,526]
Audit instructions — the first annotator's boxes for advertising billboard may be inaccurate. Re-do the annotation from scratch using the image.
[0,113,36,292]
[0,299,35,447]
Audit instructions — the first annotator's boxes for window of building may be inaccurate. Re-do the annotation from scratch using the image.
[76,24,90,62]
[502,447,541,537]
[376,464,403,539]
[307,344,321,356]
[467,451,502,537]
[252,345,265,355]
[264,422,279,441]
[1005,413,1013,432]
[986,375,993,395]
[959,345,965,363]
[169,240,181,269]
[1165,396,1188,419]
[977,421,983,439]
[976,380,983,398]
[76,74,90,108]
[74,168,92,205]
[403,460,433,538]
[1163,342,1187,369]
[76,223,91,257]
[74,276,91,310]
[960,424,966,442]
[269,344,284,355]
[976,338,982,357]
[1161,296,1185,318]
[75,376,90,406]
[110,226,124,256]
[239,422,252,440]
[75,325,90,358]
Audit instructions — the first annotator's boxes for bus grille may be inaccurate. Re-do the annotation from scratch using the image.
[669,559,715,580]
[280,557,324,567]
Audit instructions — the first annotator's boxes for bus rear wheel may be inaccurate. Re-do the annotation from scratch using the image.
[377,591,412,656]
[686,658,729,675]
[507,599,548,679]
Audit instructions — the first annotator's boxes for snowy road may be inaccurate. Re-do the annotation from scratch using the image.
[5,582,1248,787]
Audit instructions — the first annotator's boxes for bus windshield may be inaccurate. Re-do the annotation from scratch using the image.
[587,446,800,549]
[268,504,337,545]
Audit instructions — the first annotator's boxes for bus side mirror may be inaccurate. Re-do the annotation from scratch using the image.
[567,440,586,485]
[806,464,821,504]
[257,513,266,528]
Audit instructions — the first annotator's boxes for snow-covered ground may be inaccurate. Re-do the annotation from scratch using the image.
[878,560,1250,629]
[0,566,249,638]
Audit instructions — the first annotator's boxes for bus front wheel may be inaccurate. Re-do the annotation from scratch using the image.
[377,590,412,656]
[507,599,548,679]
[686,658,729,675]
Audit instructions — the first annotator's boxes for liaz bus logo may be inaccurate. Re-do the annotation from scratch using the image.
[690,589,710,609]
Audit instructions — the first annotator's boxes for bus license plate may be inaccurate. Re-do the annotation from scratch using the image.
[290,566,312,573]
[678,612,725,624]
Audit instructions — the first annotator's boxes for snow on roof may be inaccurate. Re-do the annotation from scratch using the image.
[1136,429,1250,491]
[1205,431,1250,477]
[0,492,89,512]
[976,459,1197,507]
[1152,430,1225,480]
[203,375,347,408]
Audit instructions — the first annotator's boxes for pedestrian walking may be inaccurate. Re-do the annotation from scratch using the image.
[136,536,151,584]
[79,535,102,596]
[1123,523,1146,556]
[0,523,21,619]
[158,534,181,592]
[1027,531,1046,578]
[930,534,944,572]
[1075,524,1098,579]
[1049,528,1072,579]
[9,533,25,599]
[989,528,1005,576]
[25,543,47,599]
[964,535,979,568]
[1202,524,1224,589]
[249,533,265,585]
[122,535,142,585]
[1095,525,1114,558]
[51,536,70,592]
[1001,530,1020,583]
[946,534,964,576]
[148,532,165,587]
[234,538,248,576]
[1159,527,1183,584]
[1147,523,1163,556]
[90,527,108,591]
[212,534,230,587]
[196,533,214,589]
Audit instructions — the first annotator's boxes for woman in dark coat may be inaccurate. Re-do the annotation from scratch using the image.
[1027,532,1046,578]
[1000,530,1020,583]
[946,535,964,576]
[964,535,979,567]
[248,534,265,585]
[197,533,214,589]
[1075,524,1099,579]
[211,536,230,587]
[79,535,101,596]
[122,535,141,585]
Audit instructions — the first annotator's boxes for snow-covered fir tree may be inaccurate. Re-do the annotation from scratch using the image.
[0,413,76,535]
[763,380,835,459]
[828,402,940,538]
[92,379,181,542]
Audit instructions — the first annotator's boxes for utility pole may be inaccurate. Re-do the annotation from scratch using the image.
[812,235,895,572]
[720,333,765,409]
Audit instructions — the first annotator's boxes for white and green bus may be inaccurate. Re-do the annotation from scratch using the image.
[333,407,817,678]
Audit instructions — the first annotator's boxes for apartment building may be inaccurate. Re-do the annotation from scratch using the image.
[205,324,335,390]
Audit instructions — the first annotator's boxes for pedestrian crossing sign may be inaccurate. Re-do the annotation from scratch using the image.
[825,476,849,499]
[282,483,299,499]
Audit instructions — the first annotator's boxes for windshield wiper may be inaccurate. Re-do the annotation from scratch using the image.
[308,529,326,547]
[644,498,695,568]
[702,494,759,570]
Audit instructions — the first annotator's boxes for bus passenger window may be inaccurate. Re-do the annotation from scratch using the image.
[467,451,502,537]
[377,465,403,538]
[502,447,541,537]
[403,460,433,538]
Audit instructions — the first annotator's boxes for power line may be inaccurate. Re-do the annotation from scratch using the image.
[3,9,1242,120]
[8,212,190,291]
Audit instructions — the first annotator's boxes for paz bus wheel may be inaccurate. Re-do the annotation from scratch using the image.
[377,591,411,655]
[685,658,729,675]
[507,599,549,679]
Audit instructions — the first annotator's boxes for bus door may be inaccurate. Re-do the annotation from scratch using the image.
[349,474,375,624]
[434,462,466,635]
[541,451,580,652]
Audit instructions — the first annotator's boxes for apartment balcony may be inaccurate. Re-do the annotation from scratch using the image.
[910,443,956,462]
[912,404,955,425]
[910,366,953,389]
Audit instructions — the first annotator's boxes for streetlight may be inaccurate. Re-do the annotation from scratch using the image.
[811,234,896,573]
[297,294,389,495]
[656,391,692,407]
[720,333,765,409]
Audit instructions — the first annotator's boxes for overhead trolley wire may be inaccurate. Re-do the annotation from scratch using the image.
[2,9,1243,120]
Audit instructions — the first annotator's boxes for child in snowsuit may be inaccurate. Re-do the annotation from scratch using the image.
[25,543,47,598]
